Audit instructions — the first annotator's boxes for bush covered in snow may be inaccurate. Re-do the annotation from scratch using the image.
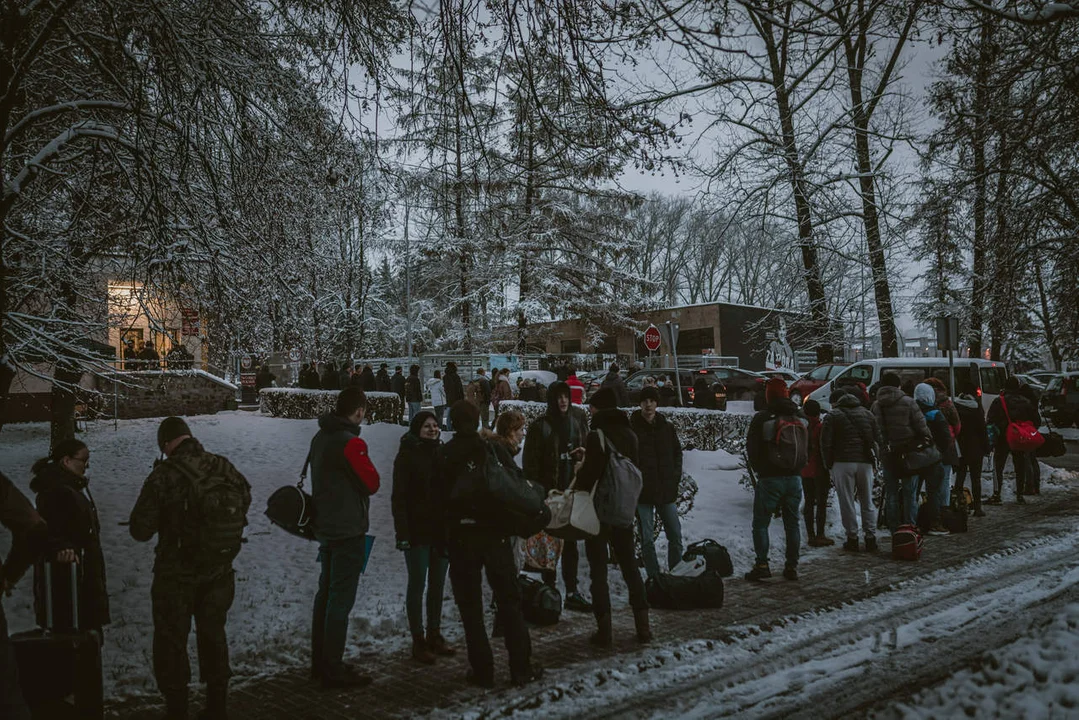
[258,388,403,424]
[498,400,752,454]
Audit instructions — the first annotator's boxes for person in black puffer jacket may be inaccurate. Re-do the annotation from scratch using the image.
[986,375,1041,505]
[871,373,932,532]
[442,401,540,689]
[392,411,453,665]
[821,389,880,552]
[630,387,683,580]
[29,438,110,634]
[576,388,650,647]
[954,384,989,516]
[442,363,464,429]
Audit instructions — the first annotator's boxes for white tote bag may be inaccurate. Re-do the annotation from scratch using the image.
[545,476,601,539]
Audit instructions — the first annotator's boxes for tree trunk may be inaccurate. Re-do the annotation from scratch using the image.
[1033,263,1061,370]
[968,21,993,359]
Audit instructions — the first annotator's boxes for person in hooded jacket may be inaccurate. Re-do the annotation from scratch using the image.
[692,375,717,410]
[600,364,629,407]
[800,399,832,548]
[29,439,110,634]
[427,370,448,429]
[953,383,989,517]
[926,377,961,509]
[745,379,805,582]
[631,387,683,580]
[915,383,959,536]
[405,365,424,421]
[443,363,464,430]
[359,364,376,392]
[392,411,454,665]
[821,389,880,552]
[986,375,1041,505]
[871,373,932,532]
[321,363,340,391]
[391,366,407,406]
[442,401,541,688]
[576,388,651,647]
[521,382,591,611]
[1020,381,1042,495]
[375,364,392,392]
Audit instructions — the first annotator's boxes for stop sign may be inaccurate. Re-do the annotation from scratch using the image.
[644,324,662,352]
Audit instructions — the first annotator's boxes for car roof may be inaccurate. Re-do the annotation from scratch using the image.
[847,357,1007,368]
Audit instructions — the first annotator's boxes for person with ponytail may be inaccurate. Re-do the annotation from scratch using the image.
[29,438,110,634]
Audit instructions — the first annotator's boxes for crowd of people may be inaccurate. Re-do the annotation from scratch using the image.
[0,363,1046,717]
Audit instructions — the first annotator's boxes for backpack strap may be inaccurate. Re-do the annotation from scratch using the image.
[1000,393,1012,424]
[299,452,312,490]
[596,428,608,454]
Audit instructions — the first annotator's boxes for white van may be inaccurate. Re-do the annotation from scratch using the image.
[806,357,1009,414]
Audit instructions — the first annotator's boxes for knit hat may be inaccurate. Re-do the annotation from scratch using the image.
[157,416,192,452]
[765,377,789,404]
[639,386,660,404]
[588,387,618,410]
[914,382,936,408]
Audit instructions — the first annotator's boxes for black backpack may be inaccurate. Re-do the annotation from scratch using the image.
[682,539,734,578]
[171,457,248,567]
[518,574,561,626]
[645,571,724,610]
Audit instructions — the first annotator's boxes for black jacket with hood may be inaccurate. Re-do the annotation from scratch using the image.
[444,366,464,405]
[575,408,639,494]
[391,414,446,547]
[871,385,931,452]
[600,371,630,407]
[746,397,805,477]
[630,409,683,505]
[821,392,879,467]
[308,414,380,541]
[522,382,588,492]
[955,395,990,460]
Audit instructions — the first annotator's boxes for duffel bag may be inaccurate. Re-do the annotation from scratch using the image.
[1035,431,1066,458]
[892,524,923,561]
[266,484,316,541]
[518,574,562,626]
[682,539,734,578]
[645,570,724,610]
[941,506,968,534]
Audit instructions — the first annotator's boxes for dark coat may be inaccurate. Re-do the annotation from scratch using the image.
[441,432,504,542]
[955,396,990,460]
[692,377,716,410]
[375,369,392,392]
[871,386,931,451]
[320,369,339,391]
[255,369,275,391]
[31,463,110,629]
[477,376,492,405]
[630,410,682,505]
[391,431,446,547]
[746,397,805,478]
[360,367,376,391]
[821,393,879,467]
[601,372,630,407]
[987,391,1041,434]
[306,415,380,541]
[0,471,47,590]
[444,368,464,405]
[391,372,406,398]
[576,408,638,494]
[405,375,423,403]
[522,388,588,492]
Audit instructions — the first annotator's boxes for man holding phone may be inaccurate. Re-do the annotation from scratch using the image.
[522,381,592,612]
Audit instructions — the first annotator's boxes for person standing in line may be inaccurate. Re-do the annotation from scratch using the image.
[360,364,376,392]
[443,363,464,430]
[565,367,586,406]
[443,401,542,688]
[428,370,448,429]
[631,387,684,579]
[953,383,989,517]
[744,379,806,581]
[521,382,591,612]
[405,365,424,422]
[1,472,48,720]
[915,382,958,536]
[601,364,629,407]
[475,368,493,429]
[821,389,880,552]
[872,373,932,532]
[391,366,407,406]
[375,364,392,392]
[30,439,110,634]
[800,399,833,548]
[986,375,1040,505]
[321,362,340,391]
[307,389,381,689]
[1019,381,1042,495]
[129,418,252,720]
[392,411,454,665]
[491,369,513,418]
[255,364,275,391]
[575,388,650,646]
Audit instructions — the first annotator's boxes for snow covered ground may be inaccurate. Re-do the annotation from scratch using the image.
[0,410,763,700]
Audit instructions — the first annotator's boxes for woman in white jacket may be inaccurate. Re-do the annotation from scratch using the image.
[427,370,448,428]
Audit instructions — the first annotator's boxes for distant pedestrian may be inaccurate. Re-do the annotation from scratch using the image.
[360,364,376,392]
[491,369,513,417]
[321,362,340,391]
[391,366,406,403]
[821,390,880,551]
[800,399,833,548]
[427,370,448,428]
[565,367,586,405]
[916,382,957,536]
[631,387,684,580]
[600,364,629,407]
[406,364,423,421]
[443,363,464,430]
[953,383,988,517]
[338,364,352,389]
[255,364,275,391]
[375,364,392,393]
[475,368,493,429]
[129,417,251,720]
[872,373,932,532]
[986,376,1040,505]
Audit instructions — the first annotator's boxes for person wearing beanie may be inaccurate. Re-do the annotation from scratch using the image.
[600,363,629,407]
[954,382,989,516]
[986,375,1041,505]
[915,382,958,535]
[577,386,650,646]
[745,377,807,582]
[631,385,684,579]
[522,381,591,611]
[871,373,932,533]
[799,399,833,548]
[129,418,252,719]
[821,387,881,551]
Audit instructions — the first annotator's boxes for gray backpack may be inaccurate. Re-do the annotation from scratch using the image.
[593,429,643,528]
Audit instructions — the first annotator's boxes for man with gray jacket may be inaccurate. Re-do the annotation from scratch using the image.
[309,388,381,689]
[822,389,881,551]
[871,374,931,532]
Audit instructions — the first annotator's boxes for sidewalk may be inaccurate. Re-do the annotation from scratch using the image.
[106,483,1079,719]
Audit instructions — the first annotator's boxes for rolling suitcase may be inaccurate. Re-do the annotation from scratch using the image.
[11,561,103,720]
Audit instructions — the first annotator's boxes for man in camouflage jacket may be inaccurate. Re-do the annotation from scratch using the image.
[130,417,251,720]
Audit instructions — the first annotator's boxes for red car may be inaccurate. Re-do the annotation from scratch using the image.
[788,363,848,406]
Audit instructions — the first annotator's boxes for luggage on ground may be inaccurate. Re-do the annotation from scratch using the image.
[592,429,643,528]
[645,570,724,610]
[941,506,968,534]
[891,524,923,561]
[682,539,734,578]
[518,574,562,626]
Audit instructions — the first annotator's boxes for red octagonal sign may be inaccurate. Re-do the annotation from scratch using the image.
[644,324,662,352]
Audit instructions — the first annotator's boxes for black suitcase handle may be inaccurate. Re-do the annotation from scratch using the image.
[44,556,80,634]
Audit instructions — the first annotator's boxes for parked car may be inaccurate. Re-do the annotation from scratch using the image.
[1027,370,1061,386]
[1014,373,1047,402]
[1041,372,1079,427]
[788,363,849,406]
[625,366,768,409]
[806,357,1009,414]
[625,368,726,409]
[764,369,802,385]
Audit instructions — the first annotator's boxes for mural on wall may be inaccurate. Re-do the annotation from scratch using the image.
[765,317,797,374]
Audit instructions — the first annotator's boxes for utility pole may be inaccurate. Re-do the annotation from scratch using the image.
[404,200,413,362]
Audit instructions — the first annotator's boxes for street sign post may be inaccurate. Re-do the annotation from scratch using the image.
[644,325,662,352]
[664,321,682,405]
[936,316,960,396]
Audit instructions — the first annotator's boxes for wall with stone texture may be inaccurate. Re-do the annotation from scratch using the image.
[95,370,237,419]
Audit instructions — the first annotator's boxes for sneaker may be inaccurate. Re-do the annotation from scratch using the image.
[564,591,593,613]
[927,524,950,537]
[818,535,835,547]
[843,537,859,552]
[744,564,771,581]
[1016,496,1027,505]
[864,535,878,553]
[782,565,798,581]
[986,494,1002,506]
[511,664,545,687]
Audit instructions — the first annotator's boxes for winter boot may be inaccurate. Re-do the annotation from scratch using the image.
[426,630,455,656]
[634,608,653,644]
[197,683,227,720]
[783,565,798,581]
[164,691,188,720]
[412,635,436,664]
[843,537,859,552]
[511,664,545,687]
[864,535,878,553]
[590,613,613,648]
[817,535,835,546]
[744,564,771,581]
[986,493,1002,506]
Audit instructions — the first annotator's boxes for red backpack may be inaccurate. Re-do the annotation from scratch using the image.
[762,414,808,473]
[892,524,923,561]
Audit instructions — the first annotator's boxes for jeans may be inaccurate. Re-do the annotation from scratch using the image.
[882,460,920,533]
[636,503,683,579]
[541,539,580,594]
[801,474,829,538]
[752,476,803,568]
[584,525,648,617]
[831,462,876,539]
[403,545,449,638]
[0,603,30,720]
[447,535,531,682]
[407,401,422,422]
[312,535,365,677]
[954,456,984,512]
[937,464,952,508]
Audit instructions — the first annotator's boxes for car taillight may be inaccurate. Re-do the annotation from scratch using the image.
[976,387,982,398]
